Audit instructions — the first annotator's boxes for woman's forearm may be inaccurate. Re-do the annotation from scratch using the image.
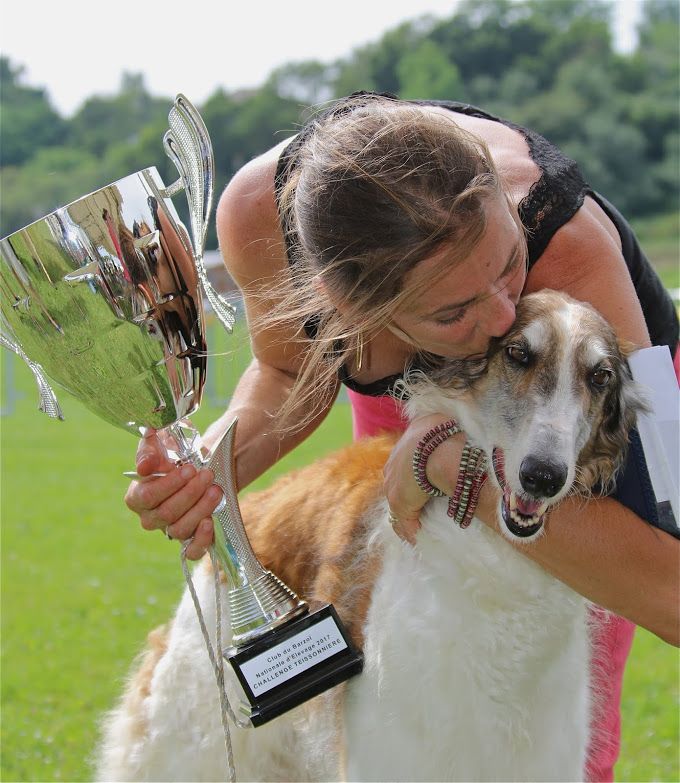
[425,434,679,645]
[475,483,680,646]
[201,358,339,491]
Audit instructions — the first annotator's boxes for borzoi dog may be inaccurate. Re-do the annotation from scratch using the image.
[97,290,645,782]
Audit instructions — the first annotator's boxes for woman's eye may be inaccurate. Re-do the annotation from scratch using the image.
[501,250,523,279]
[433,310,465,326]
[589,367,612,389]
[506,345,530,365]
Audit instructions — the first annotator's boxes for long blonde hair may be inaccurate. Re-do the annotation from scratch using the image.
[263,94,521,429]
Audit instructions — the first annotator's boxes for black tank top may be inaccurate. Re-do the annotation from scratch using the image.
[275,93,679,396]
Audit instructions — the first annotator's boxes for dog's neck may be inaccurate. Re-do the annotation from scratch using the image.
[408,392,493,458]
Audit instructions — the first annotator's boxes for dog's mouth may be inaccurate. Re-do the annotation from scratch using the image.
[491,448,548,539]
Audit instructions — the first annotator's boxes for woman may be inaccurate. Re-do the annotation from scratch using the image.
[125,93,679,781]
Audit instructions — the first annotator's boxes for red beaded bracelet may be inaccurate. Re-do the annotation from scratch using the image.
[411,419,461,497]
[411,419,488,529]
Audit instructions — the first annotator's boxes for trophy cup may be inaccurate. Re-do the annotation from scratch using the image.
[0,95,362,727]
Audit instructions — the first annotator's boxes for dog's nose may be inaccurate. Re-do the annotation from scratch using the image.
[519,457,567,498]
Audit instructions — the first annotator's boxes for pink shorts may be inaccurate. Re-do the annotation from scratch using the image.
[346,388,636,782]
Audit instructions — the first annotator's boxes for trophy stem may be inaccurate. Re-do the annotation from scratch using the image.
[168,419,308,647]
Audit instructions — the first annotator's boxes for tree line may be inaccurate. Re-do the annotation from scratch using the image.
[1,0,678,245]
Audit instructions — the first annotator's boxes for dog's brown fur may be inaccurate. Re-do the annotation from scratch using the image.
[209,433,396,648]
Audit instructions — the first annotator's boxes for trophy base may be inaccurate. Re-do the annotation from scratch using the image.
[225,602,363,726]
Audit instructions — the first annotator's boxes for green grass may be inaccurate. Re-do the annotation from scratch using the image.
[632,212,680,290]
[619,629,680,782]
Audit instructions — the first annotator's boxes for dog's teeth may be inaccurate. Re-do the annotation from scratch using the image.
[507,502,549,528]
[510,509,533,527]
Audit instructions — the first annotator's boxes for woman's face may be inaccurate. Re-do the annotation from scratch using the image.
[391,196,526,358]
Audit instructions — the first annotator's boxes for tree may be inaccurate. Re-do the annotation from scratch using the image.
[2,0,678,231]
[397,40,463,101]
[0,57,67,167]
[430,0,548,87]
[332,19,431,98]
[331,49,378,98]
[267,61,334,105]
[67,73,170,157]
[0,146,101,236]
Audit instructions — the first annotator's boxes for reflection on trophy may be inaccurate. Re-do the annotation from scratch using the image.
[0,95,362,727]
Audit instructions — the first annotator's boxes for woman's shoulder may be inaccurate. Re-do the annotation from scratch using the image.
[215,137,295,284]
[526,197,650,348]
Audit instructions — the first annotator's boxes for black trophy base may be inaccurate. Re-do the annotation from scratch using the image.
[225,602,363,726]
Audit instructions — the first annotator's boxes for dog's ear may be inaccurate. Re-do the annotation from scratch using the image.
[582,341,649,492]
[604,338,650,438]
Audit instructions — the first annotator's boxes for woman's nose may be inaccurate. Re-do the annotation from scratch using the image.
[479,293,516,337]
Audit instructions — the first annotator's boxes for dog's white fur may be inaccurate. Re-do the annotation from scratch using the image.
[97,291,644,782]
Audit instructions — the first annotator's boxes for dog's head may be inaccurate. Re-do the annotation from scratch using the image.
[403,290,647,542]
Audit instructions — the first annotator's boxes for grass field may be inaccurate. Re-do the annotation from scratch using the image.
[631,212,680,290]
[2,239,679,781]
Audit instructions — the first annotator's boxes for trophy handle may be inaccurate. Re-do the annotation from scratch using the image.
[164,94,212,257]
[162,94,236,334]
[0,329,63,420]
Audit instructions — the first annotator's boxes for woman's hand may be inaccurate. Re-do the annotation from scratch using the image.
[383,414,466,544]
[124,429,223,560]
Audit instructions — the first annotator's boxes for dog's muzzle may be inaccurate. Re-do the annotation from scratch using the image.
[492,448,556,540]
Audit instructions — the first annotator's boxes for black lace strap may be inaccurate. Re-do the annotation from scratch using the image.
[413,99,589,268]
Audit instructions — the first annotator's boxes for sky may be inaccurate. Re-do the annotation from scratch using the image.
[2,0,643,118]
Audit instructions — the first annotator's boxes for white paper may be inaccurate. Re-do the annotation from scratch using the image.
[628,346,679,528]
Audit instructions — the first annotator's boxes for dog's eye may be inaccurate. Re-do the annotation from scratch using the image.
[589,367,612,389]
[506,345,530,366]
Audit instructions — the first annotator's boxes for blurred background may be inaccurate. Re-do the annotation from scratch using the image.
[1,1,678,780]
[2,0,678,268]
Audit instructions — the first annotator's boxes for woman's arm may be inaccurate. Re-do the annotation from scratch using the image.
[478,481,680,646]
[201,357,339,492]
[125,138,339,557]
[206,138,338,488]
[413,428,680,647]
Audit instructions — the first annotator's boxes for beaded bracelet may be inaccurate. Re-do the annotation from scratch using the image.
[411,419,461,497]
[447,445,488,528]
[411,420,488,529]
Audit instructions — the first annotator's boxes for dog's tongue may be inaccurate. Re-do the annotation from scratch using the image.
[515,495,544,516]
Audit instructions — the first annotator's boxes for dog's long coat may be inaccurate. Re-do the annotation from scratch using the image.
[98,291,644,782]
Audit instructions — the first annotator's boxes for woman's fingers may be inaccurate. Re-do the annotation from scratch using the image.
[126,428,220,558]
[182,518,216,561]
[383,414,467,545]
[125,464,199,519]
[135,428,177,476]
[161,478,223,540]
[387,508,421,545]
[125,460,223,547]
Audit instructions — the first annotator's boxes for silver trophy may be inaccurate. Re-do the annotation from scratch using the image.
[0,95,362,726]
